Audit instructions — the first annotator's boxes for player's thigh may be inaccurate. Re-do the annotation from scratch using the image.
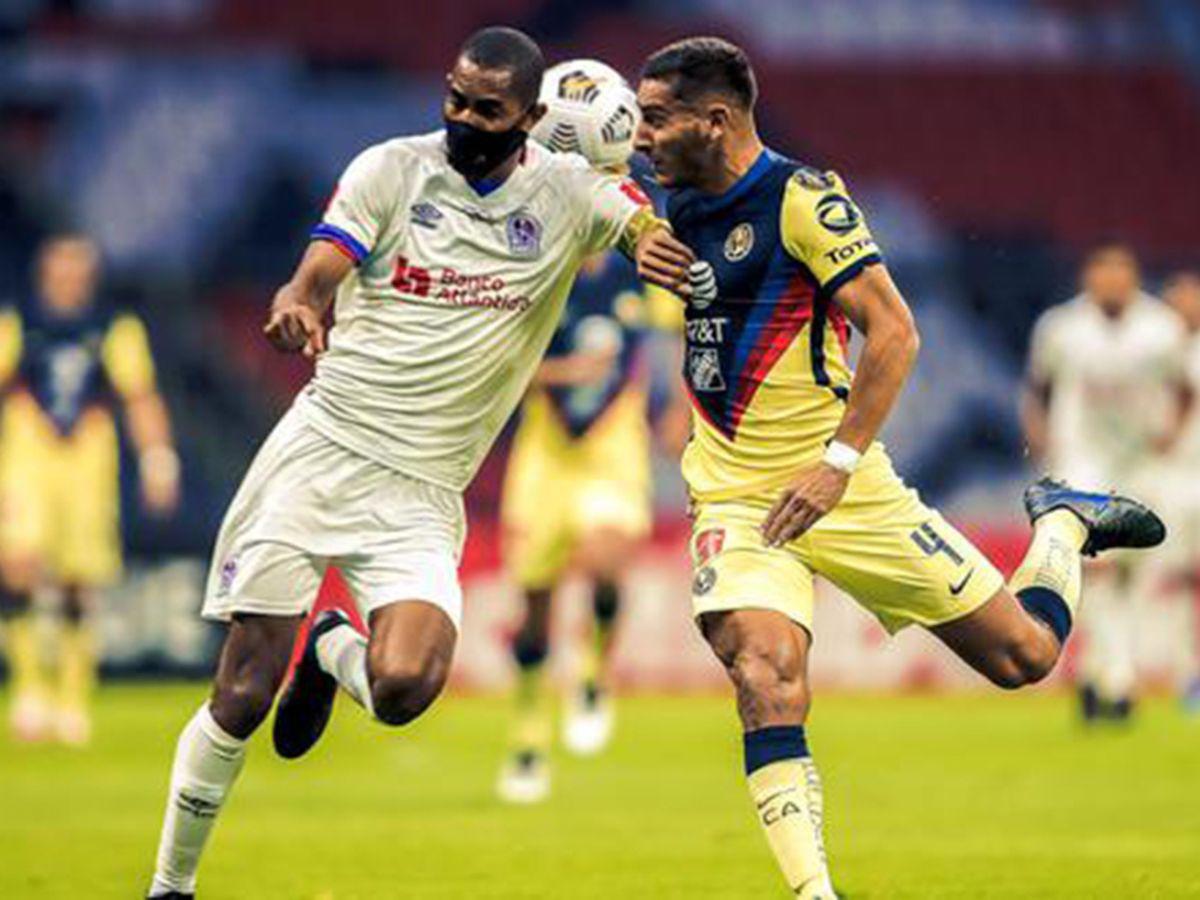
[690,499,816,635]
[929,586,1059,686]
[0,396,53,585]
[570,478,650,578]
[365,599,458,684]
[54,411,122,587]
[501,430,573,591]
[809,453,1004,635]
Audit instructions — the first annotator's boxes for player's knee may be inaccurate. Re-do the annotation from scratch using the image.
[0,587,32,619]
[210,672,277,737]
[987,637,1057,690]
[726,638,810,726]
[592,580,619,626]
[370,656,449,726]
[512,626,549,670]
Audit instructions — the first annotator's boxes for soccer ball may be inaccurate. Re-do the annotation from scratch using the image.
[531,59,641,170]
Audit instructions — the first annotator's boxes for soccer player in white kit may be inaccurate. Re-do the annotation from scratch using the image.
[1162,270,1200,709]
[1023,243,1189,721]
[145,28,695,899]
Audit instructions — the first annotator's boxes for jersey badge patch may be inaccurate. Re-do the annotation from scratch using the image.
[688,347,726,392]
[724,223,755,262]
[506,210,543,258]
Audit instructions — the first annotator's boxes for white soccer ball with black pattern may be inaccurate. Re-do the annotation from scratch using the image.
[531,59,641,170]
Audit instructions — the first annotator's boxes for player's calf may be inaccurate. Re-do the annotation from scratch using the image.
[933,591,1059,690]
[366,601,457,727]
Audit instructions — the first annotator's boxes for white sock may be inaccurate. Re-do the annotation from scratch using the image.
[1080,565,1137,700]
[316,623,374,716]
[149,703,247,897]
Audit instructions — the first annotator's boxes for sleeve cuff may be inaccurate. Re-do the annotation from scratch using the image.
[311,223,370,265]
[821,252,883,296]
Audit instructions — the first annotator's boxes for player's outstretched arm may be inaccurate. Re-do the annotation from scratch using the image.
[762,264,919,545]
[263,241,353,357]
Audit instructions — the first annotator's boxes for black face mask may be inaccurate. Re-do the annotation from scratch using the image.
[444,117,529,181]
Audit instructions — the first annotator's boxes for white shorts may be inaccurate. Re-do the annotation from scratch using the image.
[201,404,466,629]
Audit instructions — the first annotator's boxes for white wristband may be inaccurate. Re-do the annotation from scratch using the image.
[823,440,861,474]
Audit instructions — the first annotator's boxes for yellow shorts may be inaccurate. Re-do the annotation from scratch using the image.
[0,392,122,586]
[689,444,1004,635]
[502,389,651,590]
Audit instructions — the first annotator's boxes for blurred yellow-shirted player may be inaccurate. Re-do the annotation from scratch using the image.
[497,253,683,802]
[0,235,180,745]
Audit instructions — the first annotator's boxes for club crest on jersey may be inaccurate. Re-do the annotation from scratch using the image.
[693,565,717,596]
[695,528,726,564]
[724,223,755,262]
[558,69,601,103]
[816,194,861,235]
[217,553,239,598]
[688,347,726,392]
[506,210,542,258]
[409,202,443,230]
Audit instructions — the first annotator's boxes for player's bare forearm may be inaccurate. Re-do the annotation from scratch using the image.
[622,210,695,296]
[125,390,180,513]
[264,241,353,356]
[830,264,919,452]
[1020,380,1052,463]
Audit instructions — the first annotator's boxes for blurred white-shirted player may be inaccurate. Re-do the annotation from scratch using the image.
[1023,243,1189,722]
[144,27,695,899]
[1162,270,1200,709]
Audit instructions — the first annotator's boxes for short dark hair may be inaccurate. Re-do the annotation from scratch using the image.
[459,26,545,109]
[642,36,757,110]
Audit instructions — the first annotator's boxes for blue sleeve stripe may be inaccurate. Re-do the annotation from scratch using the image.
[311,223,369,264]
[822,252,883,297]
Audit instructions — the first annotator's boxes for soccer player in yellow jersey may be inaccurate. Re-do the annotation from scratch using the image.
[0,235,179,745]
[635,37,1166,897]
[498,264,682,801]
[497,58,688,802]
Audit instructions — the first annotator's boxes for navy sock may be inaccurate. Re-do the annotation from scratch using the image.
[743,725,809,776]
[1018,587,1072,645]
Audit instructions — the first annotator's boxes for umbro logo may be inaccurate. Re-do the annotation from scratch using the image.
[410,202,444,229]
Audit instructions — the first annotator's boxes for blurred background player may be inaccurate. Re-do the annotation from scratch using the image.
[1161,270,1200,710]
[0,234,179,745]
[497,59,686,803]
[1023,243,1189,723]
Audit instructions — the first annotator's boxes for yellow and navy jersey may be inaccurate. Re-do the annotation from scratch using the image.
[0,299,157,435]
[535,252,661,438]
[666,149,882,501]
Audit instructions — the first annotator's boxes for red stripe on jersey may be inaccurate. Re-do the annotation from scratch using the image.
[727,273,815,435]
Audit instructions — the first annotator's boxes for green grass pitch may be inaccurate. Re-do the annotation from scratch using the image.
[1,684,1198,898]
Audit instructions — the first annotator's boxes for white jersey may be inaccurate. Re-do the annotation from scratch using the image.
[297,130,648,491]
[1028,293,1186,489]
[1170,330,1200,466]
